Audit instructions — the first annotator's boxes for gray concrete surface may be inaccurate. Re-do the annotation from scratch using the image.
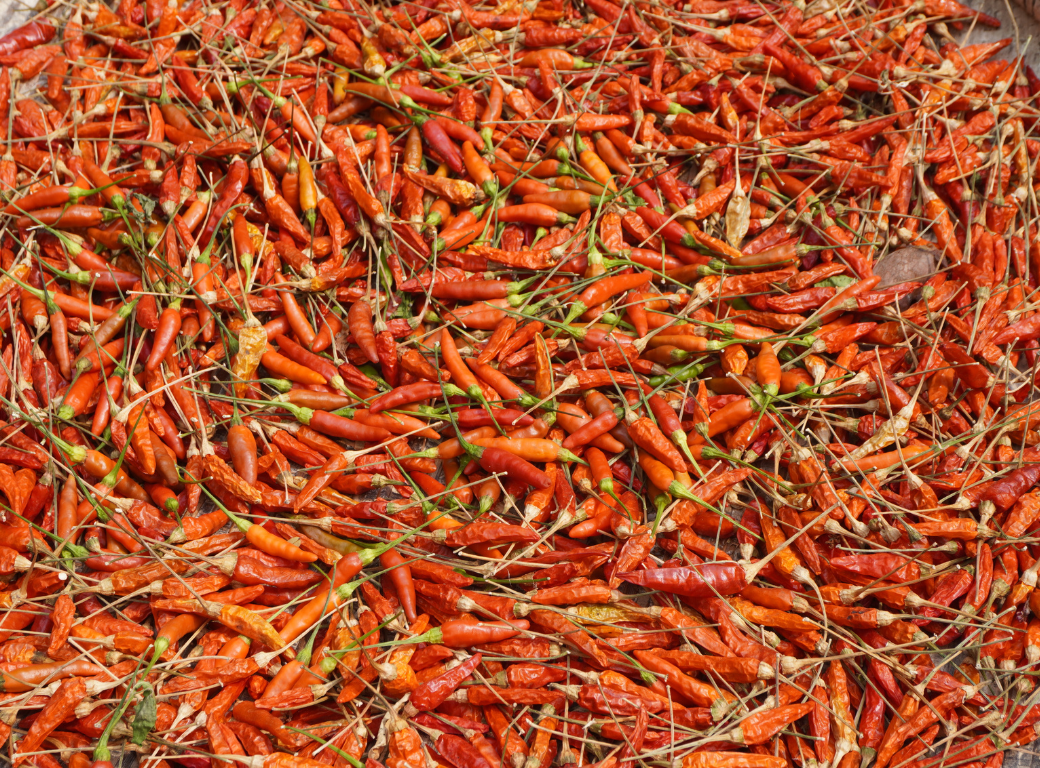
[0,1,29,42]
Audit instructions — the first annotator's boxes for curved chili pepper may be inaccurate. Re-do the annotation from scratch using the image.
[197,160,248,248]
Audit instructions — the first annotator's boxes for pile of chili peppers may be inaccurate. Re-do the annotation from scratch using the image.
[1,0,1040,765]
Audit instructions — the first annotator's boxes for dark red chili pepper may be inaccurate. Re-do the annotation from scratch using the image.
[619,563,748,597]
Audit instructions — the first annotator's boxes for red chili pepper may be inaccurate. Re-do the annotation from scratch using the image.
[622,564,749,603]
[420,619,530,647]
